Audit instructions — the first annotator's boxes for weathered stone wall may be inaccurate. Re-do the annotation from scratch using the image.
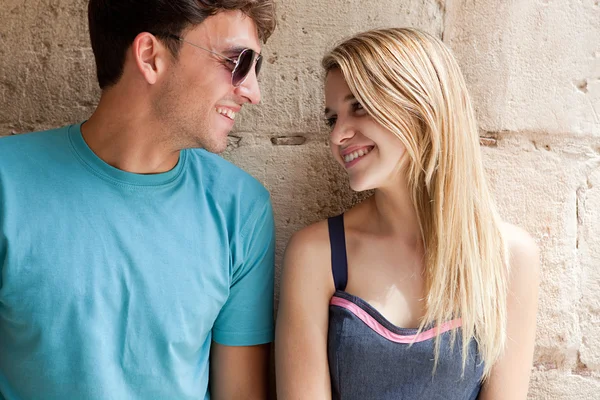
[1,0,598,397]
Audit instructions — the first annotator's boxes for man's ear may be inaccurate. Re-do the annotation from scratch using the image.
[131,32,170,85]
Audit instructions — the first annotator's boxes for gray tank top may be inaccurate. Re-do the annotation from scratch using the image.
[327,214,484,399]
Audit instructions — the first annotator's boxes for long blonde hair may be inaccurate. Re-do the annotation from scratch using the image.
[322,28,509,379]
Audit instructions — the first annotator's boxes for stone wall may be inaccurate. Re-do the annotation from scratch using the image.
[1,0,599,397]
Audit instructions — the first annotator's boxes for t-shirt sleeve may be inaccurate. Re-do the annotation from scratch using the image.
[0,180,5,289]
[211,197,275,346]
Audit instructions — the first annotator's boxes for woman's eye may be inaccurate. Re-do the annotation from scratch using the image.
[325,117,337,128]
[352,102,365,113]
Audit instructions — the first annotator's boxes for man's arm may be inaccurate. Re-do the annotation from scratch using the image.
[210,343,270,400]
[210,196,275,398]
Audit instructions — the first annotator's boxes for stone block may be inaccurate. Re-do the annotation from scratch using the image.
[445,0,600,136]
[482,134,595,370]
[0,0,98,133]
[577,164,600,370]
[529,370,600,399]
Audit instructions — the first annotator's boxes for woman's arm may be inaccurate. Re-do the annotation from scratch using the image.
[479,224,540,399]
[275,222,335,400]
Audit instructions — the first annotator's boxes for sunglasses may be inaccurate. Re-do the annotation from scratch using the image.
[166,34,262,87]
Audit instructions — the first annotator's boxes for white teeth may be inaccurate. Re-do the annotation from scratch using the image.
[216,107,236,120]
[343,147,373,163]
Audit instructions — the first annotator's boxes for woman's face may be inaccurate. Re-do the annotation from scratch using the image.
[324,69,407,192]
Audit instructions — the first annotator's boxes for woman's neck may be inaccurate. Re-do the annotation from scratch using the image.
[369,183,423,247]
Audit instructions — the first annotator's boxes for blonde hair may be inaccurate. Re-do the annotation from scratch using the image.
[322,28,509,380]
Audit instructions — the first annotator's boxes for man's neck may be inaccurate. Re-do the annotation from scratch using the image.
[81,91,180,175]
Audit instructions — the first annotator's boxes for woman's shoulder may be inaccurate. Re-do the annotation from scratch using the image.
[282,201,370,290]
[286,201,368,255]
[500,222,540,283]
[285,218,332,263]
[280,218,338,301]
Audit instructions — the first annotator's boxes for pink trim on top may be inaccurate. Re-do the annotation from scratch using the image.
[330,296,462,344]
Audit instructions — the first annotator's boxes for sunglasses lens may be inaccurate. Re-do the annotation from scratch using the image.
[255,55,263,77]
[232,49,254,87]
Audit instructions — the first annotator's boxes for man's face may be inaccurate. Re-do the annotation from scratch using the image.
[154,10,262,153]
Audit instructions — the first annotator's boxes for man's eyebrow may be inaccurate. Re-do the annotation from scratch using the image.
[223,46,260,57]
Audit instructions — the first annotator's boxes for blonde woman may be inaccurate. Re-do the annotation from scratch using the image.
[275,28,539,399]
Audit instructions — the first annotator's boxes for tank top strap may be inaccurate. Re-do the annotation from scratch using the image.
[327,213,348,291]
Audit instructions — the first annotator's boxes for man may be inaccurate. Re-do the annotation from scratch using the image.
[0,1,276,399]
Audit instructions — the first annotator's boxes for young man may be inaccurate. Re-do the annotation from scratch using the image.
[0,1,276,399]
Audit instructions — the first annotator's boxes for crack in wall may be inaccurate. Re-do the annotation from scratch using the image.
[575,79,589,94]
[574,350,594,377]
[576,184,587,250]
[479,134,497,147]
[271,136,307,146]
[226,135,242,151]
[576,174,595,250]
[576,192,581,250]
[436,0,447,41]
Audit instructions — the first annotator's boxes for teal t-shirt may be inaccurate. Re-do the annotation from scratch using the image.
[0,123,275,399]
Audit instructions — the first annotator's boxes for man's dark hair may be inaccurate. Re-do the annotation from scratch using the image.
[88,0,277,89]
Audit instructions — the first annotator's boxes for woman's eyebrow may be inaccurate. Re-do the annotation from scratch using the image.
[324,94,357,115]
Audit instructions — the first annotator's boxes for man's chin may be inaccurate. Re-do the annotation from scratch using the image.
[199,136,229,154]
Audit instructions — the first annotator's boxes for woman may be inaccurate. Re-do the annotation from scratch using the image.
[275,28,539,399]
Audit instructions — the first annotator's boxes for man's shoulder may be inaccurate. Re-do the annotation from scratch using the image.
[186,149,270,202]
[1,125,70,144]
[0,125,71,167]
